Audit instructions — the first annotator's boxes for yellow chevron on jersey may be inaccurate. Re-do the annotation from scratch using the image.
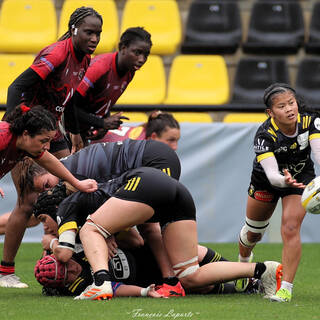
[270,118,279,131]
[257,152,274,162]
[58,221,78,235]
[124,176,141,191]
[162,168,171,176]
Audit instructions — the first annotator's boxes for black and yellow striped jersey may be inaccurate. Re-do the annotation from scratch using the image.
[252,112,320,181]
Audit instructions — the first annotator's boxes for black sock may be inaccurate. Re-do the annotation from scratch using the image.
[163,276,179,286]
[93,270,112,286]
[253,262,266,279]
[1,260,14,267]
[200,248,228,266]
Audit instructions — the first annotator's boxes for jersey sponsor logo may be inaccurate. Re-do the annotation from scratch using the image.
[290,143,297,149]
[297,131,309,150]
[274,146,288,153]
[55,105,65,113]
[314,118,320,131]
[254,190,274,202]
[254,139,269,152]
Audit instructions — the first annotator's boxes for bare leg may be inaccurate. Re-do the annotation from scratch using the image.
[2,168,38,263]
[0,212,40,235]
[281,195,305,283]
[2,148,69,263]
[163,220,257,289]
[80,198,154,273]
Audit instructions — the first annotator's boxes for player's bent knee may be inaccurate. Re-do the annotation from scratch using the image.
[84,215,111,239]
[239,217,269,248]
[172,256,199,288]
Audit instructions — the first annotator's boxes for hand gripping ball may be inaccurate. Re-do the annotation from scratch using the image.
[301,176,320,214]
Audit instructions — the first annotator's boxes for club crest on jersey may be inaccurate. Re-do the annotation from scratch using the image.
[297,131,309,150]
[78,68,85,80]
[314,118,320,131]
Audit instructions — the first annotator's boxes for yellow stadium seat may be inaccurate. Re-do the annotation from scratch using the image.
[111,111,147,123]
[170,112,213,123]
[223,113,268,123]
[116,55,166,105]
[0,111,5,120]
[165,55,229,105]
[121,0,182,55]
[58,0,118,54]
[0,54,35,104]
[0,0,57,53]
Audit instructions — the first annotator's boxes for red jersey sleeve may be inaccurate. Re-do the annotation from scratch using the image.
[30,39,69,80]
[0,122,13,151]
[77,54,112,97]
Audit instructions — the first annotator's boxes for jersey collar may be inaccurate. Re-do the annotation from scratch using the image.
[270,112,301,132]
[69,38,89,63]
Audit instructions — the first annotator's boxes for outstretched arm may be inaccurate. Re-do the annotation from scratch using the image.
[35,151,97,192]
[260,156,305,188]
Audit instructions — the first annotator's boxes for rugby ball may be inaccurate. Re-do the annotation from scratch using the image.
[301,176,320,214]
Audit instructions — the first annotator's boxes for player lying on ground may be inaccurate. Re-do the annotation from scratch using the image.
[34,238,262,297]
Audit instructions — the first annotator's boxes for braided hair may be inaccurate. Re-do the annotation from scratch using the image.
[5,104,56,137]
[118,27,152,50]
[58,6,103,41]
[145,111,179,138]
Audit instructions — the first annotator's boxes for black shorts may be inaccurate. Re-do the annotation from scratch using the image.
[248,169,315,203]
[142,140,181,180]
[113,167,196,227]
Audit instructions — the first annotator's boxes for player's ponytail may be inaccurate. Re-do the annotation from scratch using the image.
[5,104,56,137]
[145,111,179,138]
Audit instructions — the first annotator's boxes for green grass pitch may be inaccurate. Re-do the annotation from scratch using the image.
[1,242,320,320]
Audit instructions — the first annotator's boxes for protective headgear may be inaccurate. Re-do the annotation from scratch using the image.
[34,254,67,288]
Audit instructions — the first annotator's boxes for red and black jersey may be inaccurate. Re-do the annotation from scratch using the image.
[91,125,147,144]
[252,112,320,182]
[24,38,90,121]
[76,52,134,117]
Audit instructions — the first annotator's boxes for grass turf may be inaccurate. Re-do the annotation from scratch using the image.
[1,242,320,320]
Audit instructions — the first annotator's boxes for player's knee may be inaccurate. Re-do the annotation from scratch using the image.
[178,268,201,289]
[281,220,300,239]
[239,217,269,248]
[172,257,200,288]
